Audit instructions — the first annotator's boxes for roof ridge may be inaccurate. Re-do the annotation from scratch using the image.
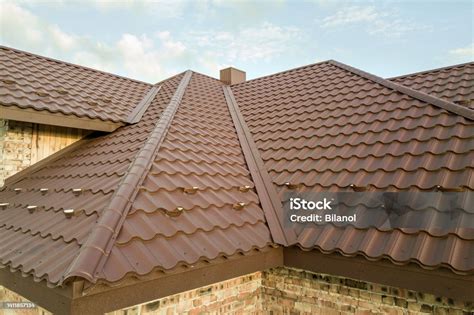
[223,86,297,246]
[388,61,474,80]
[231,60,331,86]
[328,60,474,120]
[63,71,193,284]
[0,45,152,86]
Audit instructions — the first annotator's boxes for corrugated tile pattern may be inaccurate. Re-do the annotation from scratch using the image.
[390,62,474,107]
[0,74,182,285]
[98,73,272,283]
[0,46,151,122]
[232,61,474,274]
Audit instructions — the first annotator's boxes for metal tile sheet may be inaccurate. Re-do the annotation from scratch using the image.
[0,73,182,285]
[0,46,151,123]
[390,62,474,106]
[232,61,474,274]
[99,72,273,283]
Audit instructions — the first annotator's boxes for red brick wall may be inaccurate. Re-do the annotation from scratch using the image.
[111,267,471,315]
[1,267,471,314]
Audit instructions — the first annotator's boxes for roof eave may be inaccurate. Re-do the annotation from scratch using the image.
[1,105,124,132]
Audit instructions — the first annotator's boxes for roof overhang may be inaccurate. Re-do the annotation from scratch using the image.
[1,247,472,314]
[0,105,124,132]
[0,247,283,315]
[283,247,474,302]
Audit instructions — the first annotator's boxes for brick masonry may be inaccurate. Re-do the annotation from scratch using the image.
[0,119,33,186]
[107,267,471,315]
[1,268,472,314]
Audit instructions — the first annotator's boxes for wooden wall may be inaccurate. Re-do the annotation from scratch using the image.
[0,120,89,185]
[30,123,89,164]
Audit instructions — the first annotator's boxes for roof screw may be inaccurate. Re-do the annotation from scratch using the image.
[0,203,9,209]
[14,188,22,194]
[183,187,199,194]
[72,188,83,196]
[27,205,37,213]
[239,185,251,192]
[166,207,184,217]
[40,188,48,195]
[233,202,246,210]
[55,89,69,95]
[284,182,299,189]
[36,91,49,97]
[63,209,75,218]
[435,185,442,191]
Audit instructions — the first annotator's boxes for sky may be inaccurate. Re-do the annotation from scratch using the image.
[0,0,472,83]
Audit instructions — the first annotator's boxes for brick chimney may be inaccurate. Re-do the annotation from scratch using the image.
[220,67,246,85]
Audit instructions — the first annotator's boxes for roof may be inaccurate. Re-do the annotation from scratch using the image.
[0,47,473,311]
[0,46,152,131]
[390,61,474,108]
[231,60,474,274]
[0,69,273,287]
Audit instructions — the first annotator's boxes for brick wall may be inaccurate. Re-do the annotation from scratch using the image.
[0,119,33,186]
[110,267,471,315]
[1,268,471,314]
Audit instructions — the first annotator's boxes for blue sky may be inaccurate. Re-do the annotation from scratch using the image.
[1,0,472,82]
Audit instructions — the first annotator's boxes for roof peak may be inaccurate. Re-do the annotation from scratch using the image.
[231,60,332,86]
[328,60,474,121]
[0,45,151,86]
[388,61,474,80]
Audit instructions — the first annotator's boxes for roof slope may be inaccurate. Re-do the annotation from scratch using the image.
[0,46,151,123]
[0,49,473,291]
[0,73,182,285]
[390,62,474,107]
[0,71,272,286]
[232,60,474,274]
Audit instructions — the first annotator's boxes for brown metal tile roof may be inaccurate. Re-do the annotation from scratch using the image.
[0,70,272,286]
[232,60,474,275]
[0,46,151,123]
[0,72,182,285]
[390,62,474,108]
[0,50,472,291]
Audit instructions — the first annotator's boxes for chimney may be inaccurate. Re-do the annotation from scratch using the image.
[220,67,246,85]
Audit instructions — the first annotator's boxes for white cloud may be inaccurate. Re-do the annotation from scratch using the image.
[0,2,188,81]
[0,2,304,81]
[449,43,474,58]
[321,6,380,28]
[319,5,429,38]
[189,22,302,64]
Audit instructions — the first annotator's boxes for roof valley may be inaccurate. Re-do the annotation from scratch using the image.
[63,71,193,284]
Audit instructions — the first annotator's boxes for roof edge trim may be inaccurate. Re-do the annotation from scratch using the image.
[126,85,162,124]
[329,60,474,120]
[63,71,193,284]
[223,86,297,246]
[1,106,124,132]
